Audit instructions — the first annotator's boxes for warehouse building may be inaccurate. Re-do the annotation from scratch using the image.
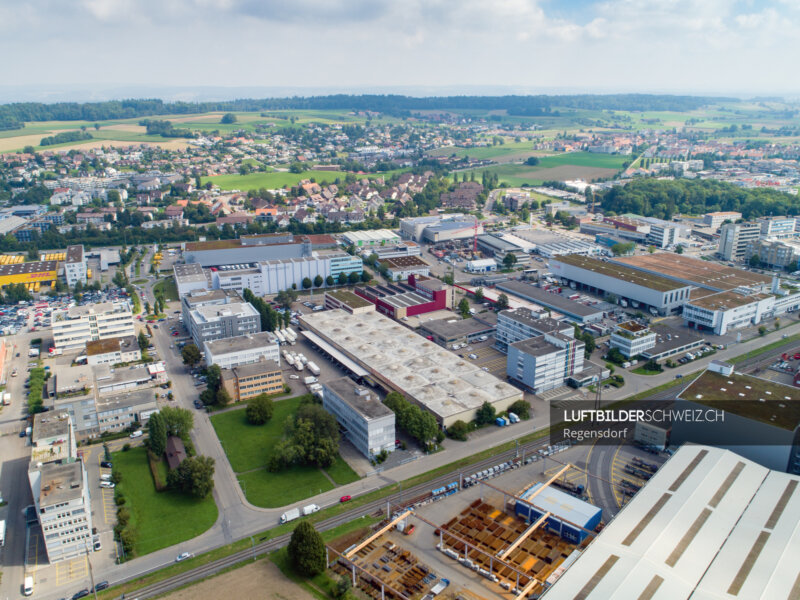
[341,229,400,247]
[173,263,209,296]
[464,258,498,273]
[543,444,800,599]
[186,301,260,347]
[496,280,605,324]
[322,376,395,459]
[64,245,87,287]
[324,289,376,314]
[507,333,585,393]
[300,309,523,427]
[353,275,453,319]
[495,308,574,352]
[515,482,601,544]
[221,358,283,403]
[203,331,281,370]
[419,316,495,347]
[550,255,691,315]
[0,259,58,289]
[183,233,337,267]
[362,241,421,260]
[475,234,530,266]
[673,361,800,474]
[379,255,431,281]
[52,301,135,351]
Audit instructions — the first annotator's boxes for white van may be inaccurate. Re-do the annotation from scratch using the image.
[129,430,143,439]
[23,575,33,596]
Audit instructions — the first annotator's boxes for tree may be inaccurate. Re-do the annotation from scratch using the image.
[447,420,470,441]
[496,293,509,310]
[503,253,517,269]
[749,254,762,268]
[301,277,312,289]
[337,272,347,285]
[313,274,323,288]
[675,245,684,254]
[220,113,237,124]
[611,242,635,256]
[275,288,298,309]
[137,331,149,352]
[172,455,215,498]
[147,412,168,456]
[775,318,781,330]
[216,387,232,407]
[287,521,326,576]
[246,394,275,425]
[326,275,335,286]
[475,401,496,426]
[181,343,202,366]
[458,297,471,319]
[474,287,484,302]
[525,156,540,166]
[606,347,625,364]
[348,271,360,284]
[758,325,767,336]
[360,270,371,283]
[508,400,531,420]
[159,406,194,438]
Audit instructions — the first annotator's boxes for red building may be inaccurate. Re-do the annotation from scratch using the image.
[353,275,453,319]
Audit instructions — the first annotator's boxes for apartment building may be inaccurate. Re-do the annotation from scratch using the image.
[718,222,761,261]
[745,237,800,269]
[203,332,280,370]
[186,301,260,347]
[52,301,135,351]
[322,377,395,459]
[220,359,283,402]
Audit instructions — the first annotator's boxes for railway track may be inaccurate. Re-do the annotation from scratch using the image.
[121,436,553,599]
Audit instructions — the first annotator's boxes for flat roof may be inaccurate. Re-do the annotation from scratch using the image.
[499,308,571,335]
[228,359,281,378]
[643,324,705,357]
[678,369,800,431]
[554,255,686,292]
[0,260,58,276]
[543,445,800,600]
[300,310,522,422]
[496,281,604,318]
[613,254,772,291]
[326,289,373,309]
[64,301,128,319]
[32,410,71,442]
[85,334,138,356]
[34,461,84,508]
[420,316,495,339]
[323,376,394,420]
[300,329,369,377]
[184,239,243,251]
[95,388,158,413]
[182,288,240,306]
[191,302,258,323]
[204,331,278,355]
[173,262,207,283]
[342,229,399,242]
[65,245,84,264]
[476,234,524,252]
[509,335,563,357]
[380,256,430,269]
[616,320,647,333]
[687,290,771,311]
[519,481,600,525]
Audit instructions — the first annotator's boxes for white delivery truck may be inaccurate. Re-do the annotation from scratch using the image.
[2,392,10,406]
[294,361,304,372]
[307,362,321,376]
[303,376,318,385]
[302,504,320,516]
[280,508,301,524]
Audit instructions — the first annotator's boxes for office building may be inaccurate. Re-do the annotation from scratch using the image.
[95,389,159,434]
[322,377,395,459]
[64,245,87,287]
[173,263,208,296]
[718,222,760,261]
[85,335,141,366]
[180,288,242,329]
[759,216,797,239]
[745,237,800,269]
[186,301,260,347]
[507,333,585,393]
[683,289,775,335]
[609,321,657,358]
[220,359,283,402]
[379,256,431,281]
[703,211,742,229]
[203,332,281,370]
[543,445,800,599]
[495,308,573,352]
[52,301,135,351]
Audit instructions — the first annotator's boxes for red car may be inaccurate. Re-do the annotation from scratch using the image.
[794,353,800,360]
[340,495,352,503]
[172,331,179,336]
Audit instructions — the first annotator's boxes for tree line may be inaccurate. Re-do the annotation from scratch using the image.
[40,130,93,146]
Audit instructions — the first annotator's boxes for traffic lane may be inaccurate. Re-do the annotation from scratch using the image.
[0,435,35,599]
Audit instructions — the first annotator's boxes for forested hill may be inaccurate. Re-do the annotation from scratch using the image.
[0,93,733,128]
[600,179,800,221]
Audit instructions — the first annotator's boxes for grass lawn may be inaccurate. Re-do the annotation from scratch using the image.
[153,276,179,301]
[632,366,663,376]
[461,151,628,186]
[324,454,359,486]
[238,466,334,508]
[203,170,346,191]
[113,447,217,557]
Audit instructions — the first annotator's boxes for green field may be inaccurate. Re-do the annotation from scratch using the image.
[210,398,359,508]
[203,170,348,191]
[113,447,218,557]
[462,151,629,186]
[153,276,179,302]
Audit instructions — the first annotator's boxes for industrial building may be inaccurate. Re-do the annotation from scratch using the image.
[475,234,530,266]
[683,289,774,335]
[64,244,87,287]
[183,232,337,266]
[495,308,574,352]
[703,210,742,229]
[638,323,706,363]
[173,262,209,296]
[0,259,58,289]
[353,275,453,319]
[507,332,585,393]
[209,251,363,296]
[362,241,421,260]
[323,289,376,314]
[543,444,800,599]
[322,376,396,459]
[341,229,400,247]
[379,255,431,281]
[85,335,141,366]
[495,280,605,324]
[221,358,283,403]
[550,255,692,315]
[673,361,800,474]
[718,221,760,261]
[464,258,498,273]
[28,411,93,564]
[515,482,601,544]
[609,321,657,358]
[186,301,260,347]
[419,315,495,347]
[299,309,523,427]
[204,331,281,370]
[52,301,135,351]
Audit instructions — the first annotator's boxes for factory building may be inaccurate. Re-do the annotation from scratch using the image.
[203,331,281,370]
[495,280,605,324]
[182,233,336,267]
[495,308,574,352]
[672,361,800,474]
[353,275,453,319]
[507,332,585,393]
[379,256,431,281]
[186,301,260,347]
[299,309,523,427]
[475,234,530,266]
[52,301,135,351]
[550,255,691,315]
[64,245,87,287]
[322,377,396,459]
[514,482,601,544]
[543,444,800,599]
[341,229,400,247]
[173,263,209,296]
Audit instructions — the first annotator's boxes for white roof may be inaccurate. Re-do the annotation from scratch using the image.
[543,445,800,600]
[342,229,400,243]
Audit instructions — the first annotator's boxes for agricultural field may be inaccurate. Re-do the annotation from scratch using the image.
[462,151,629,186]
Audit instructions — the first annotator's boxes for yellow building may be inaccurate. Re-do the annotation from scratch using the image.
[221,358,283,403]
[0,260,58,287]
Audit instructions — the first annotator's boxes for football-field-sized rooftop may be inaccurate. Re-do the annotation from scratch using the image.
[300,309,522,426]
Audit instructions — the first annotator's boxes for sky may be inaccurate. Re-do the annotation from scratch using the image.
[2,0,800,100]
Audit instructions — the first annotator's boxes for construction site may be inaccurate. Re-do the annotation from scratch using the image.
[327,453,606,600]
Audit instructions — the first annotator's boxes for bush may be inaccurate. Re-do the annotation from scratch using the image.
[447,420,469,441]
[147,450,167,491]
[116,507,130,526]
[119,527,137,556]
[114,490,126,506]
[508,400,531,420]
[122,443,131,451]
[475,401,496,426]
[111,469,122,484]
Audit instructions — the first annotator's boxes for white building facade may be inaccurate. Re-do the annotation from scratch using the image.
[52,301,135,351]
[204,332,281,370]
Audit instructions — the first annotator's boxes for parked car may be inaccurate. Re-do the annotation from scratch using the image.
[193,400,204,409]
[100,461,113,468]
[175,551,193,562]
[129,430,143,439]
[92,581,109,592]
[71,589,89,599]
[100,482,115,489]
